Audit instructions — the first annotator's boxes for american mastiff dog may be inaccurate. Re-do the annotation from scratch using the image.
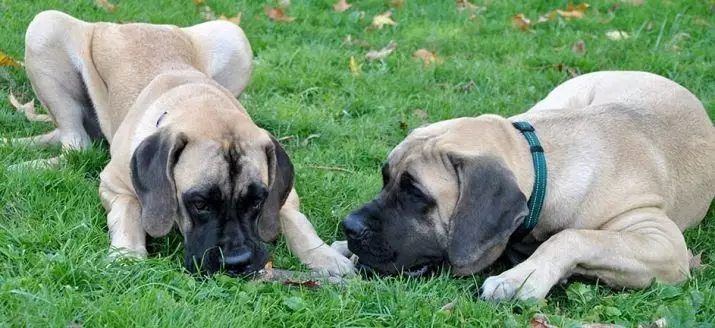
[4,10,354,277]
[339,71,714,300]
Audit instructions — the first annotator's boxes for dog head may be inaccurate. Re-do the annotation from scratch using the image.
[343,117,529,276]
[130,95,293,277]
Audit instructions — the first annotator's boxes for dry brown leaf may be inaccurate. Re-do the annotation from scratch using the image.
[688,249,703,270]
[456,0,483,13]
[536,11,558,23]
[95,0,117,12]
[572,40,586,55]
[0,51,21,68]
[530,314,557,328]
[622,0,645,6]
[349,56,362,76]
[199,6,217,20]
[220,13,242,25]
[439,302,454,312]
[191,0,204,5]
[390,0,404,8]
[372,10,397,29]
[343,35,370,47]
[606,30,630,40]
[334,0,351,12]
[8,92,52,122]
[413,48,441,66]
[413,109,428,119]
[556,3,590,19]
[512,14,531,31]
[265,6,296,22]
[366,40,397,61]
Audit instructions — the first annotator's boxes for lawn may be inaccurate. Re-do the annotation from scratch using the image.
[1,0,713,326]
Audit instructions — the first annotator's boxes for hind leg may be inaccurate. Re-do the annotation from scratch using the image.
[21,10,93,151]
[181,20,253,97]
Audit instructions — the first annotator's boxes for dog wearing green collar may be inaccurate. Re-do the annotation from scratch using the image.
[338,71,714,300]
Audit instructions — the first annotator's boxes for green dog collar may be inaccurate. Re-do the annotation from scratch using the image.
[511,121,547,237]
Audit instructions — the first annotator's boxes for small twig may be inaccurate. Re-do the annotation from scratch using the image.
[251,268,347,285]
[303,165,354,174]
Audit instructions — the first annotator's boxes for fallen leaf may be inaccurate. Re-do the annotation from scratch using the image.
[372,10,397,29]
[366,40,397,61]
[264,258,274,277]
[191,0,204,5]
[688,249,703,270]
[610,2,621,13]
[512,14,531,31]
[219,12,242,25]
[399,121,408,131]
[622,0,645,6]
[333,0,351,12]
[282,279,321,290]
[265,6,296,22]
[536,11,558,23]
[605,30,631,40]
[349,56,362,75]
[439,301,455,312]
[199,6,217,20]
[343,35,370,47]
[389,0,404,8]
[277,0,291,8]
[572,40,586,55]
[556,3,590,19]
[412,48,441,66]
[8,92,52,122]
[456,0,483,13]
[530,313,557,328]
[413,109,428,119]
[0,51,21,68]
[95,0,117,12]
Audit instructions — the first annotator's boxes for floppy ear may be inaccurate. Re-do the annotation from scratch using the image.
[130,129,188,238]
[447,155,529,269]
[258,136,294,242]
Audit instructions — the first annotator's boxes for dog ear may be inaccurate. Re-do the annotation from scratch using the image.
[258,136,294,242]
[130,129,188,238]
[446,155,529,271]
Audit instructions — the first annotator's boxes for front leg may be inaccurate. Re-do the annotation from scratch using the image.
[280,189,355,276]
[100,177,147,258]
[480,208,689,300]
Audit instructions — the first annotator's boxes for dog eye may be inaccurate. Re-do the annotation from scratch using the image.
[192,199,209,211]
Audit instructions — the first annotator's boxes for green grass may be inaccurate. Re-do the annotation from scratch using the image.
[1,0,713,326]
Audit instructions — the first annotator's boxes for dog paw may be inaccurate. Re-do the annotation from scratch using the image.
[303,244,356,277]
[479,262,557,301]
[108,246,148,261]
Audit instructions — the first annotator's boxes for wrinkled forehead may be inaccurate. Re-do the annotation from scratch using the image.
[173,139,266,194]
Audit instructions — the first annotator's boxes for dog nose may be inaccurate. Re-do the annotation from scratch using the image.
[342,214,368,239]
[221,249,252,273]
